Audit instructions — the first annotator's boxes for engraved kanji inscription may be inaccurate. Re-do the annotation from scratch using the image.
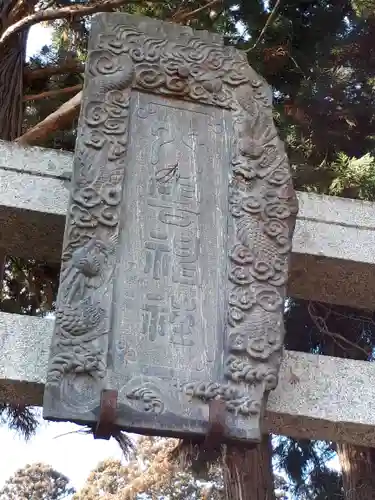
[170,293,196,346]
[142,293,170,341]
[144,230,171,280]
[173,232,199,286]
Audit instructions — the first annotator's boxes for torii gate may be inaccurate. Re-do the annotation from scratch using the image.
[1,12,375,449]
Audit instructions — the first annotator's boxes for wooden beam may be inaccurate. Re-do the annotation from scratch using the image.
[23,84,82,102]
[1,139,375,309]
[24,62,85,82]
[1,311,374,447]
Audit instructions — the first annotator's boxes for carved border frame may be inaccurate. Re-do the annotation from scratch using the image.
[43,13,298,439]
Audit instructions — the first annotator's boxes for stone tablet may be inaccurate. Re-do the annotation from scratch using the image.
[43,13,298,444]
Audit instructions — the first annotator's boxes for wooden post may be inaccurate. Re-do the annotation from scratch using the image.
[224,437,276,500]
[0,252,5,297]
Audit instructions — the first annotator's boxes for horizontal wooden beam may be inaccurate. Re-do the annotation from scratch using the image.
[1,311,374,446]
[1,139,375,309]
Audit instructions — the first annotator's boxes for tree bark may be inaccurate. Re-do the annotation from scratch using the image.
[223,436,276,500]
[338,443,375,500]
[0,0,146,46]
[23,83,82,102]
[16,90,82,146]
[0,0,216,46]
[0,0,37,140]
[24,62,85,82]
[0,30,26,139]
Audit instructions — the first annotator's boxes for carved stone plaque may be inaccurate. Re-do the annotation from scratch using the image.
[43,13,298,444]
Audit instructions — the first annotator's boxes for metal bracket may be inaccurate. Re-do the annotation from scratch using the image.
[192,398,227,471]
[203,398,227,450]
[93,389,118,440]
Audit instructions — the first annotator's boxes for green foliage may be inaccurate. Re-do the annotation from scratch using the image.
[273,437,343,499]
[230,0,375,200]
[351,0,375,18]
[0,403,38,440]
[0,257,59,316]
[73,458,129,500]
[0,462,75,500]
[19,0,375,201]
[329,152,375,199]
[73,437,225,500]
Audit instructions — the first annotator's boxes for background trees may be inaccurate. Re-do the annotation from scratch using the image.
[73,437,225,500]
[0,462,75,500]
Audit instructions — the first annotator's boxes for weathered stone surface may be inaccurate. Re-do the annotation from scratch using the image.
[0,312,52,406]
[0,140,70,262]
[3,311,375,448]
[266,350,375,447]
[290,192,375,308]
[2,139,375,309]
[43,13,297,444]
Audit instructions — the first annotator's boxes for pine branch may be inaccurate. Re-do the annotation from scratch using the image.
[16,90,82,146]
[1,0,215,44]
[172,0,221,23]
[246,0,282,52]
[23,83,82,102]
[11,0,222,148]
[0,403,38,440]
[307,301,371,358]
[169,0,190,21]
[0,0,159,46]
[24,62,85,82]
[207,7,224,27]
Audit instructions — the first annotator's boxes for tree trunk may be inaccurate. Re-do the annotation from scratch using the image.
[16,90,82,147]
[223,435,276,500]
[0,30,26,139]
[338,443,375,500]
[0,0,38,140]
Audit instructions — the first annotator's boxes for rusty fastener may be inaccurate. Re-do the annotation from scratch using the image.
[93,389,118,440]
